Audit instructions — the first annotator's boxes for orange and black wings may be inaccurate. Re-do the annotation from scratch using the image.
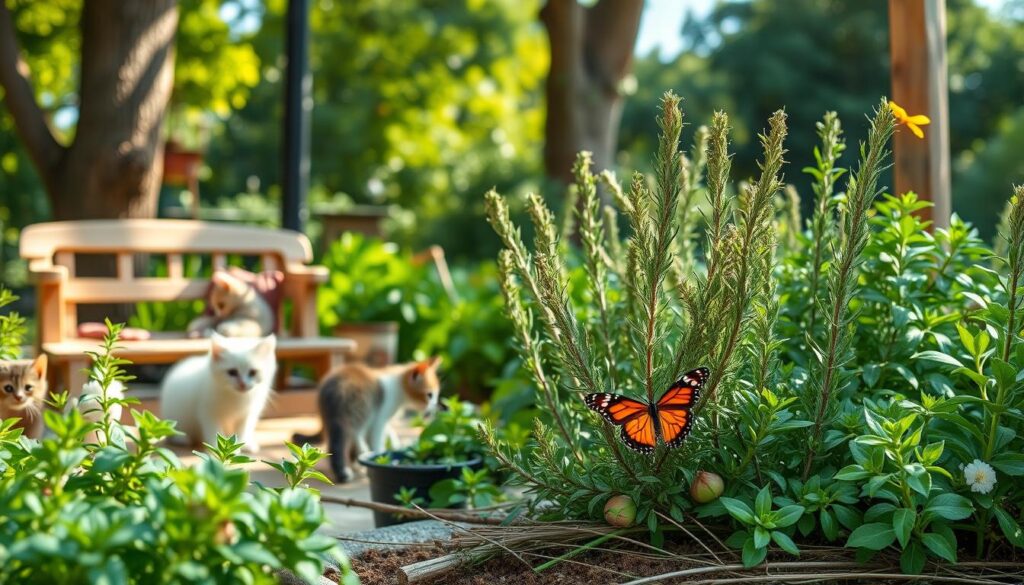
[655,367,706,448]
[583,393,658,453]
[584,367,708,454]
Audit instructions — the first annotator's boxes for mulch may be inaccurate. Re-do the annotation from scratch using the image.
[350,539,738,585]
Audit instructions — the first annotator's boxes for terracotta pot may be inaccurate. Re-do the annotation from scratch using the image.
[334,321,399,367]
[162,142,204,186]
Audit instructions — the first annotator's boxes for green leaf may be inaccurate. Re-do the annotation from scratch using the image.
[991,453,1024,476]
[924,493,973,521]
[753,526,771,549]
[906,472,932,497]
[863,364,881,387]
[846,523,896,550]
[820,509,838,541]
[900,540,926,574]
[771,530,800,555]
[720,498,755,525]
[913,351,963,368]
[834,465,871,481]
[893,508,916,548]
[921,532,957,563]
[993,507,1024,548]
[755,485,772,518]
[774,505,806,528]
[742,537,767,567]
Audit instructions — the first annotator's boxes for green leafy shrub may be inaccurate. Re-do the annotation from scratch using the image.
[0,322,355,585]
[484,91,1024,571]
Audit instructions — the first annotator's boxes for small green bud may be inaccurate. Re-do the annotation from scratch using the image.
[690,470,725,503]
[604,494,637,527]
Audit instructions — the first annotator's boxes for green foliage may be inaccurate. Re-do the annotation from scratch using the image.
[317,232,525,402]
[204,0,547,256]
[0,288,26,359]
[486,93,1024,571]
[405,397,487,465]
[429,466,503,509]
[622,0,1024,241]
[0,324,354,584]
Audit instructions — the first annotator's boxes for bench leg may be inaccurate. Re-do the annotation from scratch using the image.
[311,350,345,384]
[66,358,90,397]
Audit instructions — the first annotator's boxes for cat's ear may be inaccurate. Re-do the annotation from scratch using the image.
[255,334,277,356]
[30,354,47,378]
[211,271,232,290]
[210,333,227,360]
[425,356,441,370]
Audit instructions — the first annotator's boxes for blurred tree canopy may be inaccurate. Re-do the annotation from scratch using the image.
[621,0,1024,238]
[1,0,1022,263]
[203,0,548,258]
[0,0,259,225]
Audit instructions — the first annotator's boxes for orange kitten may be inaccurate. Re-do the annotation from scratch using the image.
[0,355,48,439]
[293,358,441,483]
[187,270,274,338]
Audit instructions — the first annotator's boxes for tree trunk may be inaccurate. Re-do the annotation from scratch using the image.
[541,0,643,185]
[0,0,178,221]
[0,0,179,324]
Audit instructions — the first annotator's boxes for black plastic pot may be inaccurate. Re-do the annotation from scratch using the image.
[359,451,482,527]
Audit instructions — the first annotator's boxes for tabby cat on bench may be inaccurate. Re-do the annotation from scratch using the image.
[187,270,274,338]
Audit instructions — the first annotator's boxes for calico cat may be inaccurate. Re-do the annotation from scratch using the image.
[0,355,48,439]
[160,333,277,453]
[187,270,274,338]
[292,357,441,483]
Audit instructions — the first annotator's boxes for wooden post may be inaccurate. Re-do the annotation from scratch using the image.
[889,0,951,229]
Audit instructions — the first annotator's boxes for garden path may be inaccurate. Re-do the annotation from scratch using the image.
[173,413,421,534]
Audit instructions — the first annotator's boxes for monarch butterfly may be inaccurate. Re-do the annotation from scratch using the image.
[584,367,707,454]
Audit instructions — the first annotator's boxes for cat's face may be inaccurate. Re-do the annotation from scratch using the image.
[402,356,441,413]
[209,333,277,393]
[0,355,47,412]
[209,271,249,317]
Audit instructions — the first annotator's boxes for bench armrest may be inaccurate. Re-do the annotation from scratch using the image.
[26,259,68,345]
[283,262,328,284]
[27,259,68,283]
[283,263,327,337]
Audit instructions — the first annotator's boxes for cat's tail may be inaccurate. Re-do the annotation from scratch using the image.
[292,429,323,445]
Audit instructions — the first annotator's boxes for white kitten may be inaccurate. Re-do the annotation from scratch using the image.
[160,333,277,453]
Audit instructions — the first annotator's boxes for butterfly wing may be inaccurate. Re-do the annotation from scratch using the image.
[655,367,707,449]
[584,393,647,425]
[584,393,657,454]
[620,412,658,454]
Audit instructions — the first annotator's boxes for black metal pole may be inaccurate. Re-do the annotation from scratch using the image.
[282,0,310,232]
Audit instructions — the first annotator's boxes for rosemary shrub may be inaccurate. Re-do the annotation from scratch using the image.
[486,91,1024,571]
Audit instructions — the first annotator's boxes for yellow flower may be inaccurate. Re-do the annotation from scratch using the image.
[889,101,931,139]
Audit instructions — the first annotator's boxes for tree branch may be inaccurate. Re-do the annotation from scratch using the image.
[0,1,64,179]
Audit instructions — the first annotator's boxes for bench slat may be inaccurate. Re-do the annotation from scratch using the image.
[64,278,209,302]
[43,336,355,360]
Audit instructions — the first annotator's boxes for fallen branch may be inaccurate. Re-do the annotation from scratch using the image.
[398,552,467,585]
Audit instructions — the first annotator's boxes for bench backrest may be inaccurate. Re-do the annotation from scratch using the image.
[20,220,318,341]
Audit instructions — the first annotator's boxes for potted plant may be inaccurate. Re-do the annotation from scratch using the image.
[359,397,498,527]
[318,233,424,366]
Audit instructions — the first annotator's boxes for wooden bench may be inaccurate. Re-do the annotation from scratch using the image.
[20,219,354,412]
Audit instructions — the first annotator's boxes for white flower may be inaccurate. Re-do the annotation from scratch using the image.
[964,459,997,494]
